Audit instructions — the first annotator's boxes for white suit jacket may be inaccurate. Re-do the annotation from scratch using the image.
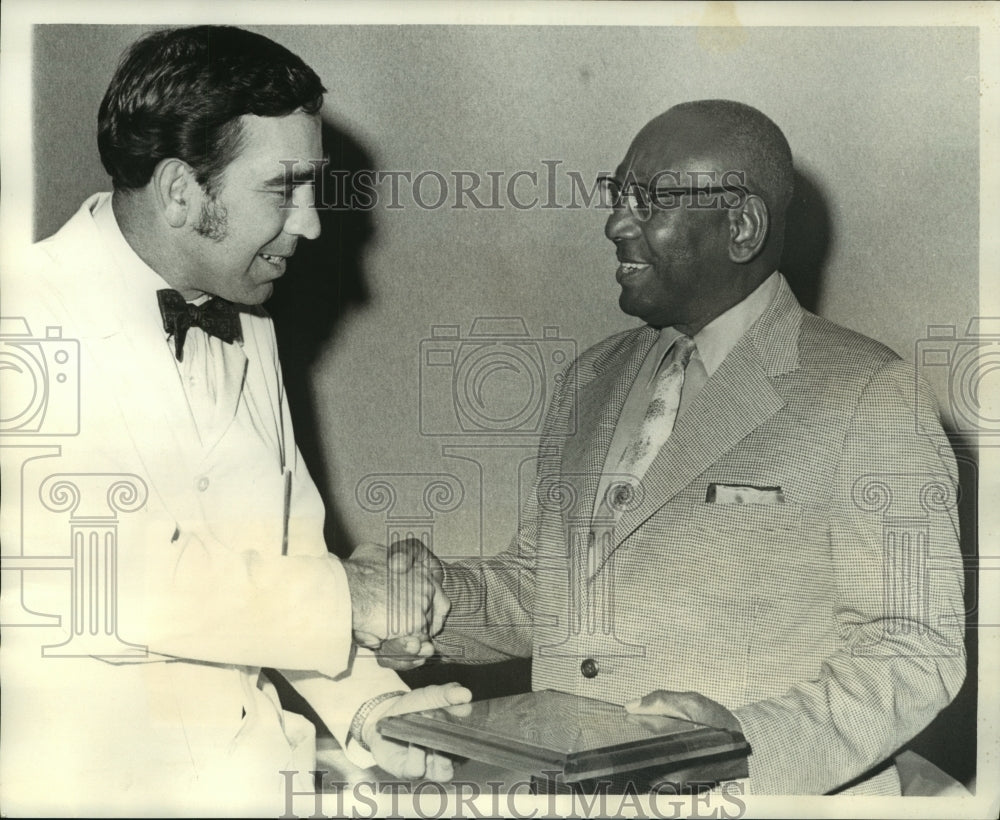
[438,275,966,795]
[0,194,403,816]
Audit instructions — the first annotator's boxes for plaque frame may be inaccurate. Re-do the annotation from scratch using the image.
[377,689,750,784]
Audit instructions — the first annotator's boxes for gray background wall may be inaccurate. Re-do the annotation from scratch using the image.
[32,24,980,783]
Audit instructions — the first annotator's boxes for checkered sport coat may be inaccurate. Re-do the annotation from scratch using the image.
[438,274,966,795]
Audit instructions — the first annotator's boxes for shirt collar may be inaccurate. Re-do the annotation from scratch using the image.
[653,271,782,378]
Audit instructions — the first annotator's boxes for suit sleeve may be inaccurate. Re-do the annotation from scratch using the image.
[433,485,540,663]
[114,523,355,675]
[270,323,409,738]
[732,359,966,794]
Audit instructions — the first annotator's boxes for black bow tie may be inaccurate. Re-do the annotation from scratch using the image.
[157,289,243,362]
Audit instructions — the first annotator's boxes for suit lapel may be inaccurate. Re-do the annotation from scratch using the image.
[601,279,805,559]
[560,326,658,525]
[48,203,206,523]
[90,303,207,524]
[608,345,786,550]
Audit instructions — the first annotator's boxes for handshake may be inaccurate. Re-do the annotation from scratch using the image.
[342,538,449,670]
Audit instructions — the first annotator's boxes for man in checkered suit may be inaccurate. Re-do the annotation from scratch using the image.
[389,100,966,795]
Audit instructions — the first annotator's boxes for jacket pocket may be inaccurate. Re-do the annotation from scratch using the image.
[684,499,804,537]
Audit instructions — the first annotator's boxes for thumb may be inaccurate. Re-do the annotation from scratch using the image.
[388,548,413,573]
[382,634,423,655]
[403,683,473,713]
[388,537,425,568]
[354,630,383,649]
[624,690,671,714]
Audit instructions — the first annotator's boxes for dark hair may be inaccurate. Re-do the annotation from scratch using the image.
[98,25,326,192]
[670,99,794,223]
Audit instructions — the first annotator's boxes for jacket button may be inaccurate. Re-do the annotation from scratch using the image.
[196,476,210,492]
[580,658,599,678]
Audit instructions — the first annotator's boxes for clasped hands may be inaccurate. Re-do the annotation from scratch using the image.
[343,537,448,670]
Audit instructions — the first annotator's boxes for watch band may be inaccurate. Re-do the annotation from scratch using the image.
[348,690,407,753]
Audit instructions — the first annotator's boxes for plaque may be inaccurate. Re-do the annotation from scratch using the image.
[377,689,749,790]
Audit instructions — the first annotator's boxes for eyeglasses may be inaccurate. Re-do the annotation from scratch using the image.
[596,174,750,221]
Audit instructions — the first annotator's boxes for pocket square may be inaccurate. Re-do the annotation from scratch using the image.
[706,483,785,505]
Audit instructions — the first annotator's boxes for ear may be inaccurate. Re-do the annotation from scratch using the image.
[150,158,200,229]
[727,194,769,264]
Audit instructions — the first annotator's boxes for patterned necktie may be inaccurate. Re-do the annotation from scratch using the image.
[617,334,696,487]
[157,289,243,362]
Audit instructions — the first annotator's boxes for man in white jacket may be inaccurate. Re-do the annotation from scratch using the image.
[0,25,465,816]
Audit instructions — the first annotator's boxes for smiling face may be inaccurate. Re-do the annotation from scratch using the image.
[175,110,323,305]
[606,111,745,333]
